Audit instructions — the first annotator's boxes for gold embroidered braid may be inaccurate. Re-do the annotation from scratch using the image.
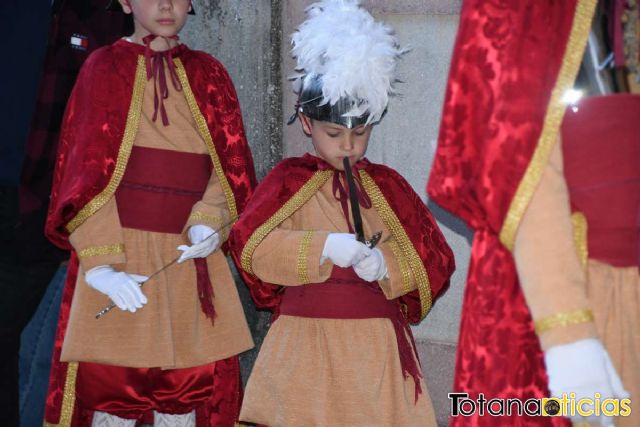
[571,211,588,268]
[534,308,594,335]
[66,56,147,232]
[296,231,314,284]
[241,171,333,275]
[387,239,412,295]
[43,362,78,427]
[360,171,432,319]
[174,58,238,218]
[189,212,224,228]
[77,244,125,260]
[500,0,598,251]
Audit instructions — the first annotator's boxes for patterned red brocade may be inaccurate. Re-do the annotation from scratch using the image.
[428,1,587,425]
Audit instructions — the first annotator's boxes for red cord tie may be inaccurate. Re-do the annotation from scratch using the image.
[142,34,183,126]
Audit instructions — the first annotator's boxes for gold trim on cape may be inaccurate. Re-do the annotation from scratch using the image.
[43,362,78,427]
[360,171,433,319]
[175,58,238,219]
[571,211,588,268]
[241,171,333,275]
[66,57,147,233]
[499,0,598,251]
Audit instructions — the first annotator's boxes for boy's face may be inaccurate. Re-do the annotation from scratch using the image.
[300,114,372,171]
[120,0,191,38]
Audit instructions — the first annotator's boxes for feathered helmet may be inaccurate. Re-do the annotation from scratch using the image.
[106,0,196,15]
[289,0,404,128]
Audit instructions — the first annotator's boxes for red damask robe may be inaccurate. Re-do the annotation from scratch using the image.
[427,1,597,425]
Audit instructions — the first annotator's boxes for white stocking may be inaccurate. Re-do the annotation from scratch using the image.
[153,410,196,427]
[91,411,136,427]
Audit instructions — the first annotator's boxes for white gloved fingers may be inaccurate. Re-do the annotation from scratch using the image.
[118,282,141,312]
[188,224,216,244]
[177,244,194,263]
[123,278,145,308]
[602,352,629,398]
[177,234,219,263]
[111,293,128,311]
[129,274,149,283]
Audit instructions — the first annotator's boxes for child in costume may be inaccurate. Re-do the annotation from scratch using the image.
[44,0,256,425]
[229,2,455,426]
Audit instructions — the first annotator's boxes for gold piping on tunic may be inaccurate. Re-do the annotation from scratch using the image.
[174,58,238,219]
[360,171,432,319]
[534,308,594,335]
[43,362,78,427]
[78,244,125,259]
[189,212,224,228]
[241,171,333,275]
[387,239,412,295]
[499,0,598,251]
[571,211,588,268]
[66,56,147,233]
[296,231,314,284]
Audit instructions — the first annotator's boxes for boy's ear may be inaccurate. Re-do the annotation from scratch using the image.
[299,113,312,136]
[118,0,133,14]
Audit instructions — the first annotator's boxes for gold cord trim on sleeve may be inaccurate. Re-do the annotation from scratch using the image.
[387,239,412,295]
[360,171,432,319]
[534,309,594,335]
[499,0,598,251]
[43,362,78,427]
[571,211,588,269]
[241,171,332,275]
[297,231,314,284]
[174,58,238,219]
[77,244,125,260]
[189,212,224,228]
[66,56,147,233]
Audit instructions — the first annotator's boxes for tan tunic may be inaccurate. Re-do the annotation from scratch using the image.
[239,174,436,427]
[62,63,253,369]
[514,141,639,426]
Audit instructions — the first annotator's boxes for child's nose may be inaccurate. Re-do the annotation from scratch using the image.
[341,135,355,151]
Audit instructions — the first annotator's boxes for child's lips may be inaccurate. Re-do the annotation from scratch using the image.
[157,18,175,25]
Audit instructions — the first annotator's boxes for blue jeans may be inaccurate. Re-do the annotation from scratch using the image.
[19,265,66,427]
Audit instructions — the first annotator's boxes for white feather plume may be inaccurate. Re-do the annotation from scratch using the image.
[291,0,404,124]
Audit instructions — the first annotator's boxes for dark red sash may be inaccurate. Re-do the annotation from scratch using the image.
[115,146,217,321]
[562,94,640,268]
[115,146,212,234]
[279,266,423,400]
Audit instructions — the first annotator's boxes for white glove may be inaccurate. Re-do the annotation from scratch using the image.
[545,338,629,426]
[177,224,220,263]
[85,265,148,313]
[321,233,371,268]
[353,247,388,282]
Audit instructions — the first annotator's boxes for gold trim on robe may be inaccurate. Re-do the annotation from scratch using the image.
[360,171,433,319]
[43,362,78,427]
[66,57,147,233]
[499,0,598,251]
[241,170,333,275]
[175,58,239,219]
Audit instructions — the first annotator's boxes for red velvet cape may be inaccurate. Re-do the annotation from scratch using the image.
[427,1,594,425]
[44,39,256,426]
[229,153,455,325]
